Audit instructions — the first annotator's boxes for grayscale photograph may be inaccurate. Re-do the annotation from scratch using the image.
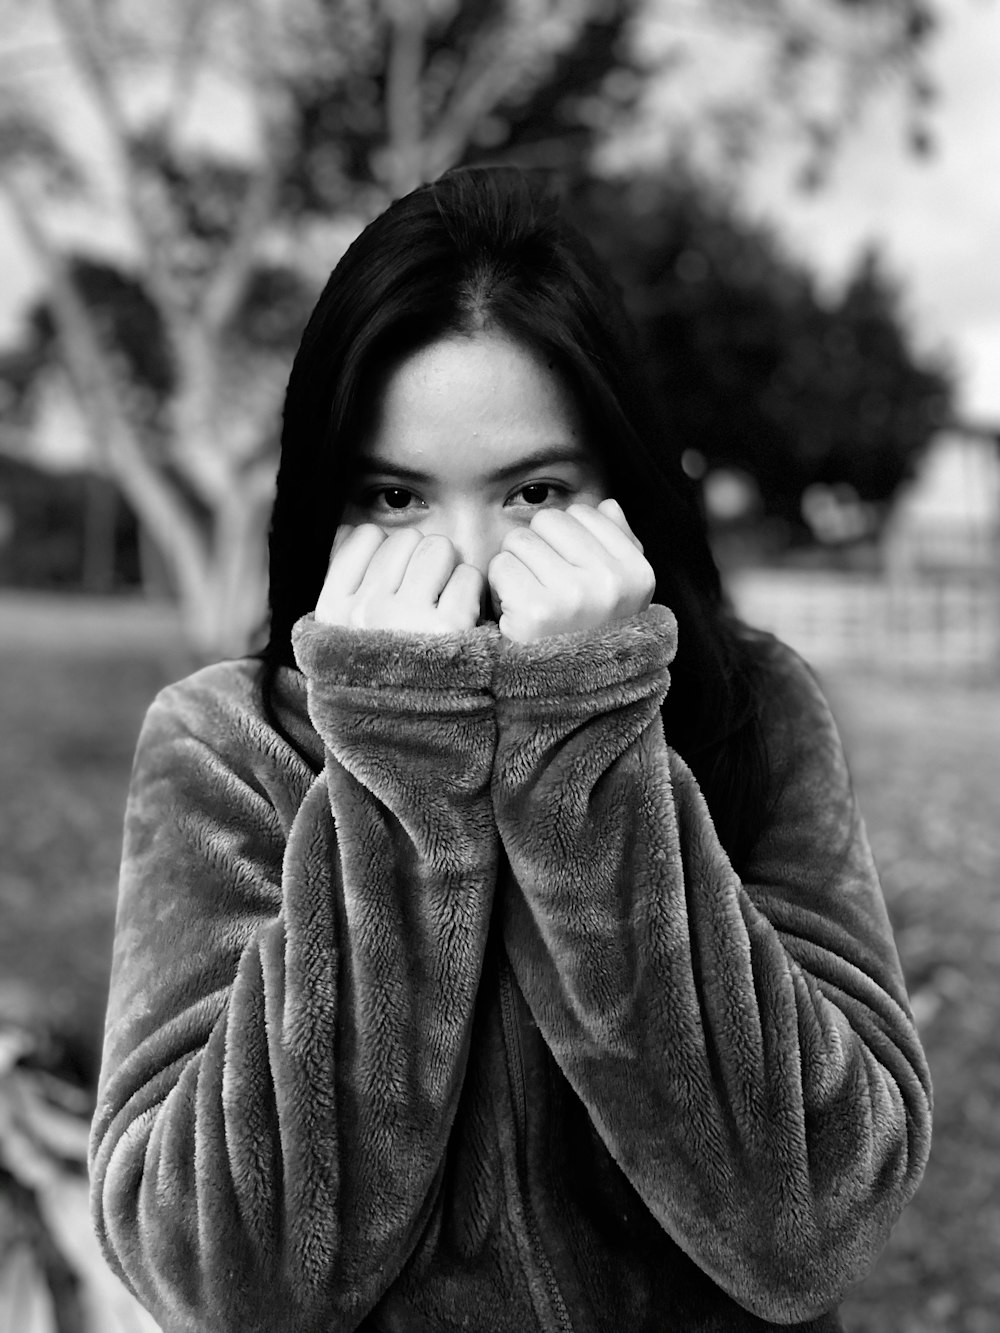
[0,3,997,1330]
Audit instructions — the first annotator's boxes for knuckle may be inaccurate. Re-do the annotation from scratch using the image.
[511,521,533,541]
[588,567,615,604]
[529,508,562,536]
[634,559,656,596]
[357,522,388,547]
[489,550,514,579]
[418,532,452,556]
[395,526,424,549]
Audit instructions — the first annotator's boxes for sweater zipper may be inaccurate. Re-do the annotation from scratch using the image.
[498,957,573,1333]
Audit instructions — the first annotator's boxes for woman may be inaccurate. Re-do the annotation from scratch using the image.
[90,166,932,1333]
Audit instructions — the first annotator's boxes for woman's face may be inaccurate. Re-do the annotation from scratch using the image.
[341,330,609,582]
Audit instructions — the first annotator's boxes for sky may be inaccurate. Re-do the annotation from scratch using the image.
[740,0,1000,427]
[2,0,1000,429]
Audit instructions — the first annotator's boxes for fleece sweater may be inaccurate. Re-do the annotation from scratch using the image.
[89,605,932,1333]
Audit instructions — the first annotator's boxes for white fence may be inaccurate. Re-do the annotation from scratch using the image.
[727,566,1000,678]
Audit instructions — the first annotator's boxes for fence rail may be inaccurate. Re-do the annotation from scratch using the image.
[726,567,1000,678]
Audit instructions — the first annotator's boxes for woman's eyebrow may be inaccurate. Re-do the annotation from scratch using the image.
[488,447,592,482]
[353,447,590,484]
[351,458,428,483]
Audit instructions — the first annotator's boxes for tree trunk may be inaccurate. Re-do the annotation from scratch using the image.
[175,477,272,659]
[80,472,117,594]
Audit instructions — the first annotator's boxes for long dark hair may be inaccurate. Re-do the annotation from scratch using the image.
[262,165,770,868]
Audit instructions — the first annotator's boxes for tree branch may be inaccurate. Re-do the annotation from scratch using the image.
[421,0,585,177]
[1,171,211,601]
[195,0,292,340]
[161,0,293,517]
[383,0,429,196]
[47,0,189,339]
[158,0,219,151]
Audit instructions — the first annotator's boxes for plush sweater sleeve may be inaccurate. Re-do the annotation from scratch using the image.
[490,604,932,1326]
[89,617,499,1333]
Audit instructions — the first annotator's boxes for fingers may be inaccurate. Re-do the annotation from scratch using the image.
[316,524,482,633]
[317,502,648,637]
[498,524,576,586]
[524,508,599,567]
[330,522,354,557]
[593,498,645,553]
[325,523,388,595]
[328,527,457,601]
[316,524,384,623]
[436,563,485,626]
[397,533,460,604]
[488,550,546,643]
[488,498,655,642]
[505,503,640,581]
[488,550,543,611]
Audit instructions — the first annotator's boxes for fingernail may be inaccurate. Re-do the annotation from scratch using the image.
[329,524,353,559]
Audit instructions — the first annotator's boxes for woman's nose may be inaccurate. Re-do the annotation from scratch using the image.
[424,509,502,576]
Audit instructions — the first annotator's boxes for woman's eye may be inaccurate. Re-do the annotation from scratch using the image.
[513,482,564,507]
[363,486,420,512]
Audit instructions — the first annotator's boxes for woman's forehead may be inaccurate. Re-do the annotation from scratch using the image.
[357,331,599,480]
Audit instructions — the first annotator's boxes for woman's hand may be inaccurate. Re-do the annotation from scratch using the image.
[315,524,485,634]
[487,498,655,643]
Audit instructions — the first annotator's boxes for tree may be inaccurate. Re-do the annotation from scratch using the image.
[570,168,952,541]
[0,0,940,652]
[764,247,953,519]
[0,0,647,652]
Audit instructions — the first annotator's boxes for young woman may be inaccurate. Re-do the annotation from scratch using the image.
[89,166,932,1333]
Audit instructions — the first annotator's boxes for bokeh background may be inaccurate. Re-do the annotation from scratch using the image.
[1,2,998,1330]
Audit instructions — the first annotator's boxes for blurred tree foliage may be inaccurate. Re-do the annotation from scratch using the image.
[0,0,941,650]
[571,169,953,541]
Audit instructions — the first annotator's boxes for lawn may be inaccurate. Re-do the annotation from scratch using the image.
[0,597,193,1075]
[1,594,998,1330]
[822,668,1000,1333]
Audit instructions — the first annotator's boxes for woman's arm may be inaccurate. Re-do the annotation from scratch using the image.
[490,605,932,1325]
[89,618,499,1333]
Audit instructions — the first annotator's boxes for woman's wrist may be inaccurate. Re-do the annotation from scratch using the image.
[491,604,677,702]
[292,613,498,695]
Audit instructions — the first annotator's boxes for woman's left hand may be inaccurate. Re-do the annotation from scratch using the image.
[487,498,655,643]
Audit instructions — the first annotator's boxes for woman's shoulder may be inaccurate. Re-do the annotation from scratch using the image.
[735,622,851,796]
[139,655,315,774]
[148,656,269,731]
[739,623,833,722]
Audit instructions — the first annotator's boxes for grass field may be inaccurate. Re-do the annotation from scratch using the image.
[1,595,998,1331]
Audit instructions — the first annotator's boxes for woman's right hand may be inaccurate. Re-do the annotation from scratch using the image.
[315,523,485,634]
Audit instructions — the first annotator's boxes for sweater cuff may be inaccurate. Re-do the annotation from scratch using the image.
[492,604,677,700]
[292,614,498,695]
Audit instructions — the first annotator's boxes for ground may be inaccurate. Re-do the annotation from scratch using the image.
[821,669,1000,1332]
[1,594,997,1331]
